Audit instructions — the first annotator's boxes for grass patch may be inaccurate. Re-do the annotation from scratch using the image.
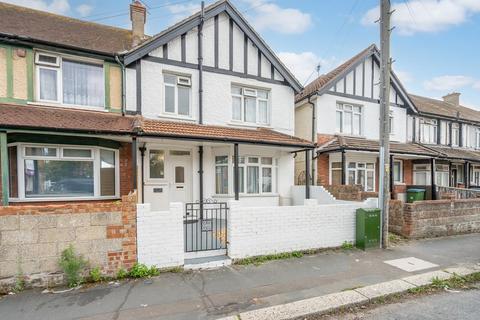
[341,241,354,250]
[59,245,87,287]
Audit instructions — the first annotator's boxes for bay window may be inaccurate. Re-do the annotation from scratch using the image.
[419,118,437,144]
[336,103,362,135]
[163,73,191,117]
[35,52,104,108]
[231,86,270,125]
[330,162,342,185]
[215,155,276,195]
[15,144,118,200]
[413,163,449,186]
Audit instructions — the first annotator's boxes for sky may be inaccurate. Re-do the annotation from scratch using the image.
[6,0,480,109]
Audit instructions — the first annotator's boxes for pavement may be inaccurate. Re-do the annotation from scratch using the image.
[320,287,480,320]
[0,234,479,320]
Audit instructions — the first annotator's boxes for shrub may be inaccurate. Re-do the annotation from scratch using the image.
[341,241,354,250]
[116,268,128,280]
[128,263,160,278]
[59,245,87,287]
[89,267,103,282]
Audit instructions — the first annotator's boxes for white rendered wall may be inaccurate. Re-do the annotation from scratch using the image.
[137,59,295,135]
[227,199,376,259]
[137,203,184,268]
[315,93,407,142]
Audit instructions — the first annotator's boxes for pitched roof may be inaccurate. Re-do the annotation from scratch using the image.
[409,94,480,123]
[317,135,440,157]
[140,119,313,148]
[295,45,375,103]
[0,2,135,55]
[419,145,480,162]
[0,103,312,148]
[124,0,302,92]
[0,103,135,134]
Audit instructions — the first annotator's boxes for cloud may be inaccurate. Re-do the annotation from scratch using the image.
[395,70,413,84]
[361,0,480,35]
[277,51,337,85]
[76,4,93,17]
[3,0,70,14]
[423,75,475,91]
[165,2,201,23]
[243,0,312,34]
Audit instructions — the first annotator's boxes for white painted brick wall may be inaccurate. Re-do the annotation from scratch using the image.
[227,199,374,259]
[137,203,184,268]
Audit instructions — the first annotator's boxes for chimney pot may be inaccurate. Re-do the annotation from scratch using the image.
[130,0,146,47]
[442,92,460,107]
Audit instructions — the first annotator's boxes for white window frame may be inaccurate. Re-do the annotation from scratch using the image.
[389,111,394,134]
[162,72,192,118]
[214,153,277,196]
[336,103,363,136]
[451,123,460,146]
[475,128,480,149]
[413,164,430,185]
[34,51,105,109]
[231,85,271,126]
[329,161,343,185]
[346,161,375,192]
[419,118,438,144]
[471,166,480,186]
[12,143,119,202]
[393,160,403,184]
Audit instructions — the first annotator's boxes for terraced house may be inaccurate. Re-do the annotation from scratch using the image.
[0,0,311,286]
[295,45,480,202]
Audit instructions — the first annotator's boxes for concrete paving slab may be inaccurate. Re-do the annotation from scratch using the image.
[238,290,367,320]
[384,257,438,272]
[354,279,415,299]
[443,266,477,276]
[402,270,451,287]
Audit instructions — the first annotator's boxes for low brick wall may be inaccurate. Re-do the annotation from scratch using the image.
[0,193,137,292]
[324,185,363,201]
[389,199,480,239]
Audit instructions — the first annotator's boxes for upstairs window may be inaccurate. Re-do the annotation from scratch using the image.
[231,86,270,125]
[476,128,480,149]
[163,73,191,117]
[389,111,394,134]
[419,118,437,144]
[35,52,104,108]
[336,103,362,136]
[451,123,460,146]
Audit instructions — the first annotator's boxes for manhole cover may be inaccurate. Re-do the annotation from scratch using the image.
[384,257,438,272]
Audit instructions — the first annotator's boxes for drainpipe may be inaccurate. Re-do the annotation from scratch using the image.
[198,1,205,124]
[198,146,204,219]
[307,96,316,185]
[139,145,146,203]
[305,149,311,199]
[114,54,126,116]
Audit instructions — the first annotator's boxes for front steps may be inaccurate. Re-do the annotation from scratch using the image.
[184,255,232,270]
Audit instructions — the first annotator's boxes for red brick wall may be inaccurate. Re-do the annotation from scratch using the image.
[0,192,137,275]
[316,153,329,186]
[404,159,413,185]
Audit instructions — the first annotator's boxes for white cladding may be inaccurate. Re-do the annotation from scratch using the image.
[328,56,404,105]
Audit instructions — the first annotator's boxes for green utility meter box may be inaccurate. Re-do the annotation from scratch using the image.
[356,208,381,250]
[406,188,425,203]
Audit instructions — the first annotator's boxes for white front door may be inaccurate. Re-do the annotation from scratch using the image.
[144,148,192,211]
[168,154,192,204]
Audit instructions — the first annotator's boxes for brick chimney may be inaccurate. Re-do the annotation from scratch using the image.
[442,92,460,107]
[130,0,146,47]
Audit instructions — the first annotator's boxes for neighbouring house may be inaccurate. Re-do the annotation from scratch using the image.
[0,0,312,286]
[295,44,480,202]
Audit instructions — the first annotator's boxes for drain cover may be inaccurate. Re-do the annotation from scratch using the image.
[384,257,438,272]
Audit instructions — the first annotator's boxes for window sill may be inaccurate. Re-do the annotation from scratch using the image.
[157,113,196,122]
[335,133,365,138]
[228,121,272,129]
[28,101,107,112]
[9,196,120,203]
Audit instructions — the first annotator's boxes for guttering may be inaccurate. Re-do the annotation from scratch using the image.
[0,124,132,136]
[316,146,438,158]
[136,131,313,149]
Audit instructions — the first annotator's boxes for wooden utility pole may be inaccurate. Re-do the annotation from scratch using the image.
[379,0,392,249]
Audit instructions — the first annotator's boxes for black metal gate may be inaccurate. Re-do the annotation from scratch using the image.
[184,200,228,252]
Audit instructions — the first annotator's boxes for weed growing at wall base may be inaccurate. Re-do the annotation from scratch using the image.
[59,245,87,288]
